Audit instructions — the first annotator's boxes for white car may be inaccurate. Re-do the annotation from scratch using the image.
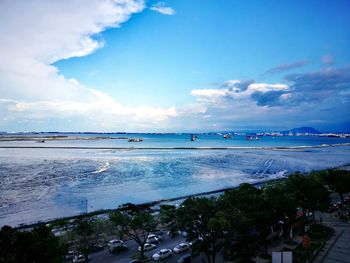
[173,242,190,253]
[139,243,156,252]
[146,234,162,244]
[152,248,172,261]
[72,254,88,263]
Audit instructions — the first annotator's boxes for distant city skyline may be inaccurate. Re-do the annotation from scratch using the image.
[0,0,350,132]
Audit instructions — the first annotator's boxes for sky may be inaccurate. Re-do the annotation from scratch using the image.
[0,0,349,132]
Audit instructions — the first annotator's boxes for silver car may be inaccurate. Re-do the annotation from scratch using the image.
[138,243,156,252]
[173,242,190,253]
[146,234,162,244]
[152,248,172,261]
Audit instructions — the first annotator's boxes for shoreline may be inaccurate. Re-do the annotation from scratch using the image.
[0,143,349,151]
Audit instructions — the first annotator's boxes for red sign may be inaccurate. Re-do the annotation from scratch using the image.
[303,235,310,248]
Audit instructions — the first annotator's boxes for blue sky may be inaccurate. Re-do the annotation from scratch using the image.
[0,0,350,132]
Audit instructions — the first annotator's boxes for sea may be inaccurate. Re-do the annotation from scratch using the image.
[1,133,350,227]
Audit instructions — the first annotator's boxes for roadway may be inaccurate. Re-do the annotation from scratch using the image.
[89,234,196,263]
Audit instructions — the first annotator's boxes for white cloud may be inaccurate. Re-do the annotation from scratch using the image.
[0,0,179,131]
[150,2,176,15]
[187,76,350,131]
[187,81,294,130]
[191,81,289,102]
[191,89,229,102]
[247,83,288,93]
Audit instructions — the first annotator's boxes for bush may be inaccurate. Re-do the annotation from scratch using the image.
[309,224,333,239]
[293,242,322,263]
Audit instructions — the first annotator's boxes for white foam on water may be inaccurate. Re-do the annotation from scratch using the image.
[92,161,110,174]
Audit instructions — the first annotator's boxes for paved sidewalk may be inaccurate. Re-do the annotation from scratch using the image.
[312,211,350,263]
[320,229,350,263]
[312,228,343,263]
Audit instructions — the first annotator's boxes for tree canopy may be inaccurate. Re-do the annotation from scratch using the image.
[0,225,66,263]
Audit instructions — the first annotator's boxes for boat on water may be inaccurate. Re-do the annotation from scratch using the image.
[246,133,260,140]
[246,136,259,140]
[190,134,198,141]
[128,138,143,142]
[223,134,232,139]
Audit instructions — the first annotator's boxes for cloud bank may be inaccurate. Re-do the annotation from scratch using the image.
[189,66,350,131]
[0,0,178,131]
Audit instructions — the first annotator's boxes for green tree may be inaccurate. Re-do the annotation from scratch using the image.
[29,225,67,263]
[176,197,226,263]
[0,225,66,263]
[218,184,262,261]
[259,182,298,254]
[73,217,95,262]
[109,203,156,260]
[109,210,128,240]
[285,172,330,217]
[262,182,297,223]
[220,183,263,219]
[323,169,350,203]
[159,204,177,236]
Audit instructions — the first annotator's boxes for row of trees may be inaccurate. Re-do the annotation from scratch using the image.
[1,169,349,262]
[108,169,350,262]
[0,216,107,263]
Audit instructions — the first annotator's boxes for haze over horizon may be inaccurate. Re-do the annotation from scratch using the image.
[0,0,350,132]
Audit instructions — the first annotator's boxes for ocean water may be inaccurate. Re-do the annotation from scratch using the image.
[0,134,350,226]
[1,133,350,148]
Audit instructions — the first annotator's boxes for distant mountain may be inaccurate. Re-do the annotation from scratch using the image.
[289,127,321,134]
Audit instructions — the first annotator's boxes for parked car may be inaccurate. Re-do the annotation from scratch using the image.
[173,242,190,253]
[108,239,127,253]
[65,250,76,260]
[109,244,128,253]
[177,253,191,263]
[90,243,104,253]
[73,254,88,263]
[152,248,172,261]
[108,239,123,248]
[146,234,162,244]
[139,243,156,252]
